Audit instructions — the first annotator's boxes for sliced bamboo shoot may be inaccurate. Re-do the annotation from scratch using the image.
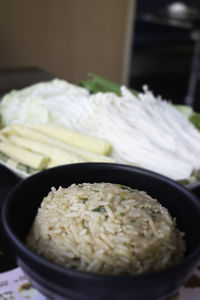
[30,125,112,155]
[8,135,85,165]
[0,140,49,169]
[3,125,114,163]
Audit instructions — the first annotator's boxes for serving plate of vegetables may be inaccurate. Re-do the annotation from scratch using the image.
[0,74,200,189]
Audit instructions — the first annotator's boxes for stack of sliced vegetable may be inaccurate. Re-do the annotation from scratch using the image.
[0,124,113,177]
[0,74,200,184]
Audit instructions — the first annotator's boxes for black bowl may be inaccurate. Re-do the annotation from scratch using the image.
[2,163,200,300]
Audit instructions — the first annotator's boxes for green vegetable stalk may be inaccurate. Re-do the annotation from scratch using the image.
[79,73,138,97]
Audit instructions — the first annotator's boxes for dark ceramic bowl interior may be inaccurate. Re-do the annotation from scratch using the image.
[2,163,200,300]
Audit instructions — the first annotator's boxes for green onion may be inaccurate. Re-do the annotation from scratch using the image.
[82,198,88,204]
[92,207,106,213]
[121,194,125,200]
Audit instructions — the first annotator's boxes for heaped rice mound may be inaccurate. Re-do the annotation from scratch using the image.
[26,183,185,275]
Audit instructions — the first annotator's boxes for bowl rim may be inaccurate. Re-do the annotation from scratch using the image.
[2,162,200,280]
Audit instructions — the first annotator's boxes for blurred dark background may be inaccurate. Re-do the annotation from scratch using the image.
[129,0,200,111]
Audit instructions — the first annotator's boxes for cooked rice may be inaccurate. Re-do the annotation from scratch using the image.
[26,183,185,275]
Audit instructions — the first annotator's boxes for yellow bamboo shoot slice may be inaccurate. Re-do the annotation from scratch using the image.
[3,125,114,163]
[0,141,49,169]
[30,125,112,155]
[8,135,85,165]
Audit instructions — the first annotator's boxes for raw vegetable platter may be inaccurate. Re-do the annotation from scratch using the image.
[0,74,200,189]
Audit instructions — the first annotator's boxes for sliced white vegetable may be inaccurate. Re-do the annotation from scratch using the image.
[8,135,84,165]
[2,125,115,163]
[0,140,49,169]
[31,125,112,155]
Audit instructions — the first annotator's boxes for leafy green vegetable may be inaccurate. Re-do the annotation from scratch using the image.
[174,105,194,118]
[174,105,200,131]
[79,73,121,95]
[189,113,200,130]
[79,73,138,97]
